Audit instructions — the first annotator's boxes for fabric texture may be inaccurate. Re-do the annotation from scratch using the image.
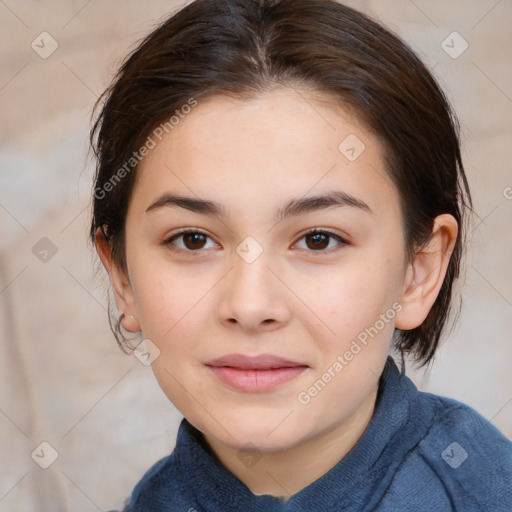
[119,357,512,511]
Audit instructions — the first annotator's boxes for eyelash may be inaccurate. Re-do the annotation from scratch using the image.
[162,228,348,256]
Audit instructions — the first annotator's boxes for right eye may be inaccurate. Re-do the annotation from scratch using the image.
[163,230,219,253]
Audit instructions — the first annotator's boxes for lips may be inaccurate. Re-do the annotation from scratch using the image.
[205,354,307,370]
[205,354,309,392]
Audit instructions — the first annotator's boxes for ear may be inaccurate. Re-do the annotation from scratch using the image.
[395,214,458,330]
[94,227,141,332]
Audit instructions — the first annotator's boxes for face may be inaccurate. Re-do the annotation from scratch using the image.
[118,87,409,452]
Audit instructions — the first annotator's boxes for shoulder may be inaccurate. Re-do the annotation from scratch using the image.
[418,392,511,475]
[385,388,512,511]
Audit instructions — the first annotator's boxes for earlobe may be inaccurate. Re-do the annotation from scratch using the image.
[94,227,141,332]
[395,214,458,331]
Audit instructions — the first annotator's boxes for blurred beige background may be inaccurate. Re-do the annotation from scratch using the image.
[0,1,511,510]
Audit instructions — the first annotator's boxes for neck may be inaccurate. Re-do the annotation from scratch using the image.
[203,384,379,500]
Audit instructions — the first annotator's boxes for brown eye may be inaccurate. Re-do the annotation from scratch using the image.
[164,230,217,252]
[294,230,347,253]
[182,233,207,250]
[305,232,330,250]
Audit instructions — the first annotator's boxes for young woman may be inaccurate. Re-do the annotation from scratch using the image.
[90,0,512,510]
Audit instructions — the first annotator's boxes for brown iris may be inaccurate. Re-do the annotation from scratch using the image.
[182,233,208,250]
[305,232,329,250]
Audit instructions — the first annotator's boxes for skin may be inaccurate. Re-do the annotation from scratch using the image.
[95,87,458,499]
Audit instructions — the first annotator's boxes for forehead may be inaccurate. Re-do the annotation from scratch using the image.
[132,87,399,221]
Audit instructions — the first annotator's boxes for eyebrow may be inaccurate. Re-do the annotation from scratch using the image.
[145,190,372,221]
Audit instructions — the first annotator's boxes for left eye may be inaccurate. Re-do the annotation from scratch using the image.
[294,230,346,252]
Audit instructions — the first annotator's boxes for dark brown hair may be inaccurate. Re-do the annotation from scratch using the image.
[90,0,472,366]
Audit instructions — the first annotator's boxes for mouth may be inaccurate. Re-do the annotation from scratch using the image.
[205,354,309,393]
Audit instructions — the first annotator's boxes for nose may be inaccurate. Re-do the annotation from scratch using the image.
[216,251,291,334]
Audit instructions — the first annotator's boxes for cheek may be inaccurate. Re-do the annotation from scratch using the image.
[311,256,399,336]
[129,257,207,343]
